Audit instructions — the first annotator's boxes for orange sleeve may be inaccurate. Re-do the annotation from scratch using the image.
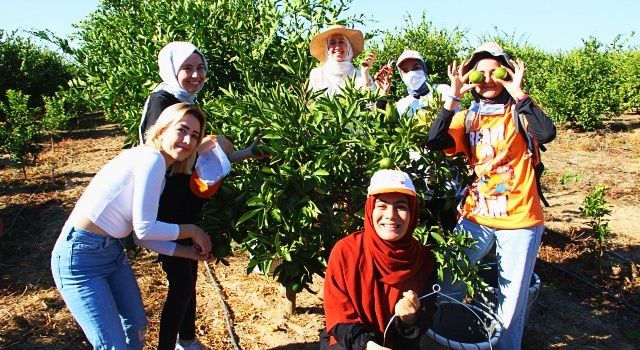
[189,170,222,199]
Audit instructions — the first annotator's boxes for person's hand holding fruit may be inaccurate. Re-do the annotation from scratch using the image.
[359,51,377,87]
[374,61,393,96]
[495,59,527,101]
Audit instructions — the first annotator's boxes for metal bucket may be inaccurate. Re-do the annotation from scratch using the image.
[424,301,502,350]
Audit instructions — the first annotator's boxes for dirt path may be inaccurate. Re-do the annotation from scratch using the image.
[1,114,639,349]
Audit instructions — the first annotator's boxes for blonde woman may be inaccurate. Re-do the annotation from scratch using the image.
[51,103,211,349]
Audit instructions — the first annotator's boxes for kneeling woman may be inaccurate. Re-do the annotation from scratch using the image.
[321,169,437,350]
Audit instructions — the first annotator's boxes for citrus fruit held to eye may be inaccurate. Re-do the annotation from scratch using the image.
[212,243,231,258]
[379,157,394,169]
[493,66,508,80]
[469,70,484,84]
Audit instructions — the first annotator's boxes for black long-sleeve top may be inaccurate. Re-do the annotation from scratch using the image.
[425,96,556,152]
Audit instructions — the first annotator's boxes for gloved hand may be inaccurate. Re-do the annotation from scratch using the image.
[229,135,266,162]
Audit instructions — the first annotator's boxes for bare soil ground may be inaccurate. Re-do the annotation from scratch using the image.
[1,114,639,350]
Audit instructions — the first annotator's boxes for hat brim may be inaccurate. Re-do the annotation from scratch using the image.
[462,51,514,75]
[310,27,364,62]
[368,188,417,197]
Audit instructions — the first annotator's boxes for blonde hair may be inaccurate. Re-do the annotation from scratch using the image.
[145,103,206,174]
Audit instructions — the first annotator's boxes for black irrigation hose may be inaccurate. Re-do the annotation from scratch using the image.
[537,259,640,316]
[203,261,242,350]
[606,250,639,267]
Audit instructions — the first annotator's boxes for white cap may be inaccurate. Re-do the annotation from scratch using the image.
[396,49,424,67]
[367,169,416,197]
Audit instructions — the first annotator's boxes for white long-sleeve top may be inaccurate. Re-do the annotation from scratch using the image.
[64,146,179,243]
[134,143,232,256]
[309,65,375,97]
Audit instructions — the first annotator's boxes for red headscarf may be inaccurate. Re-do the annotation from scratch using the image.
[323,193,435,344]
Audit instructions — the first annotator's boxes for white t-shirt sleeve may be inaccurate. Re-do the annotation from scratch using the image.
[131,149,180,240]
[134,236,177,256]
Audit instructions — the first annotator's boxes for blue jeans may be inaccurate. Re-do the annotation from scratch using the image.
[51,226,148,349]
[439,217,544,350]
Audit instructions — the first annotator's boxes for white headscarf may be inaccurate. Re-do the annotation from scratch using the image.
[153,41,208,103]
[321,35,356,96]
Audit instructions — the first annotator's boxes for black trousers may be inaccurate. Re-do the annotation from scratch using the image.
[157,252,198,350]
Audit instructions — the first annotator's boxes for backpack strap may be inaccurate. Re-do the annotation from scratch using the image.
[513,103,550,207]
[464,108,476,134]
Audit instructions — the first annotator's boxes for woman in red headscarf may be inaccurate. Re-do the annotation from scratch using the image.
[320,169,437,350]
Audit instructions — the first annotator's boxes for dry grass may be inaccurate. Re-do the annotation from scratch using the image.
[1,114,639,349]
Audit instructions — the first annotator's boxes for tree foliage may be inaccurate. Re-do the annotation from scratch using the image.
[203,78,476,293]
[0,30,73,110]
[57,0,357,145]
[369,13,466,101]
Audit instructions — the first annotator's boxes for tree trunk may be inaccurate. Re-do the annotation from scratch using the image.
[284,288,296,314]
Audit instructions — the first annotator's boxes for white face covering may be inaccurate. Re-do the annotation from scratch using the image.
[320,35,356,96]
[324,35,355,76]
[401,70,427,91]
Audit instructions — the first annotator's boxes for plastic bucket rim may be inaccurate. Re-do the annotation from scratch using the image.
[425,301,503,349]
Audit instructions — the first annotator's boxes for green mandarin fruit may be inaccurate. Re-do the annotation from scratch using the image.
[379,157,394,169]
[288,282,303,293]
[493,66,508,80]
[469,70,484,84]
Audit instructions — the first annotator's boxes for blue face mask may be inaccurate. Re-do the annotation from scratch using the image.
[402,70,427,91]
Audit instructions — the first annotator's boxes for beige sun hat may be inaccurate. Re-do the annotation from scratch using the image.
[461,42,515,75]
[309,24,364,62]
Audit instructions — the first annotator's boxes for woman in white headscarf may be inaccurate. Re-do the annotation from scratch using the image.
[308,25,382,97]
[139,41,208,143]
[136,41,261,350]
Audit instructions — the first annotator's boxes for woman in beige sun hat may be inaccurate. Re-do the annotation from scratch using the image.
[308,24,380,97]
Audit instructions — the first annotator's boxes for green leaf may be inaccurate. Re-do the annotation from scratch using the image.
[261,166,276,174]
[235,208,262,227]
[312,169,329,176]
[430,231,446,245]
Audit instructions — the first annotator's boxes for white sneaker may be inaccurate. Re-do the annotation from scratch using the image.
[176,338,207,350]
